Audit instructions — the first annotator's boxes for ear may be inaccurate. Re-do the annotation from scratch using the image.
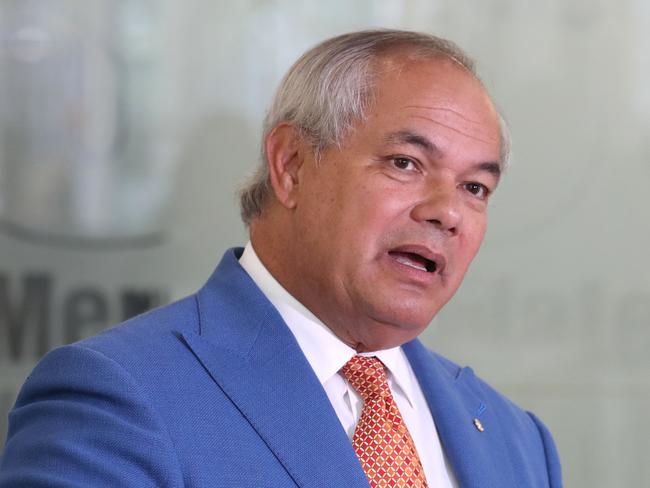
[265,123,308,209]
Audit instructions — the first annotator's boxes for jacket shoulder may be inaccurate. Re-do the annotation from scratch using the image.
[77,294,199,363]
[406,342,563,487]
[0,316,191,487]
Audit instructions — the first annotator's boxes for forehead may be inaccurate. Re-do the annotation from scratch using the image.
[371,52,490,112]
[363,55,501,159]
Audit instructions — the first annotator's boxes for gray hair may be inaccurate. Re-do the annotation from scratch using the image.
[240,29,510,225]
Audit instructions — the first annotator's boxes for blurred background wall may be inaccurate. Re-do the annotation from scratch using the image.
[1,0,649,485]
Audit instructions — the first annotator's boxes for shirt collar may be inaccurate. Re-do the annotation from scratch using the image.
[239,241,419,409]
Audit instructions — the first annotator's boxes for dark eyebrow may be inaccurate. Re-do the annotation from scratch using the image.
[384,130,440,156]
[384,130,502,180]
[475,162,502,179]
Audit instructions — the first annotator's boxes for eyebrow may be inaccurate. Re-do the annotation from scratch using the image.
[384,130,440,156]
[476,162,501,179]
[383,130,502,179]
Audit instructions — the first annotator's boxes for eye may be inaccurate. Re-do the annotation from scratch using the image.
[391,157,417,171]
[463,182,490,200]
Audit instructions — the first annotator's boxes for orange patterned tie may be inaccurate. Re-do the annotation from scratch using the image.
[341,355,428,488]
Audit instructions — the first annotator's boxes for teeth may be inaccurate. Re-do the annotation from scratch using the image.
[394,255,427,272]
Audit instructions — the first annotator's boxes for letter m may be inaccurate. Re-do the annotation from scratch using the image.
[0,274,51,361]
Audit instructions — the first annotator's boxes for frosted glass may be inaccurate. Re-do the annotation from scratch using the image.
[1,1,649,486]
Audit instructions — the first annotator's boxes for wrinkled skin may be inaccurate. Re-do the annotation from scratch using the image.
[252,56,502,352]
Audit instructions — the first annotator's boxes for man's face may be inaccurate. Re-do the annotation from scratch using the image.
[280,57,502,351]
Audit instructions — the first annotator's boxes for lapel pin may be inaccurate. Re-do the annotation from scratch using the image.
[473,418,485,432]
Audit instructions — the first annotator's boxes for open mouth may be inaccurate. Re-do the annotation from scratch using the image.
[388,251,438,273]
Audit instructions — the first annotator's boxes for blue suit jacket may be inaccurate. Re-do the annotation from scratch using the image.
[1,248,562,487]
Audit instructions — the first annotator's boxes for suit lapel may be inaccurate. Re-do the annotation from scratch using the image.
[179,249,369,488]
[403,340,517,488]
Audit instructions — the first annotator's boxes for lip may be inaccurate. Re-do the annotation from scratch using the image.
[387,243,447,277]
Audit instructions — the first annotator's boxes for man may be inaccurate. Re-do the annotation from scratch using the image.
[0,30,562,487]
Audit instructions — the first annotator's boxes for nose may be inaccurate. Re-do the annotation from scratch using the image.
[410,186,462,236]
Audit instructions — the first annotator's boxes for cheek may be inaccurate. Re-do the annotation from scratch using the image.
[339,182,394,226]
[471,219,487,249]
[459,216,487,259]
[351,197,405,250]
[357,183,414,227]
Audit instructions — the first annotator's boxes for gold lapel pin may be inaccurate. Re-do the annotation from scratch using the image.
[473,418,485,432]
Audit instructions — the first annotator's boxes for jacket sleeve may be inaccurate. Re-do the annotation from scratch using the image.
[527,411,563,488]
[0,345,184,487]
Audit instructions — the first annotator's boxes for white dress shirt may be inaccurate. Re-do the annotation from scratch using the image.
[239,242,457,487]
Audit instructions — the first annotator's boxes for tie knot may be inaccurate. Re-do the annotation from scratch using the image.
[340,355,391,400]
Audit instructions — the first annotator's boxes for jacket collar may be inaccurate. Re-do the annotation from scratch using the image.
[403,340,517,487]
[180,248,370,488]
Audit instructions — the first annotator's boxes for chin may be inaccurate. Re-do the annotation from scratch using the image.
[379,296,441,326]
[356,325,423,352]
[359,306,435,350]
